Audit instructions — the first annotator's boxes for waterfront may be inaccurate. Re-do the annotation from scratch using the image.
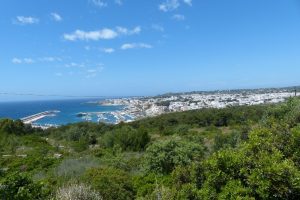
[100,88,299,119]
[0,99,126,125]
[0,88,299,127]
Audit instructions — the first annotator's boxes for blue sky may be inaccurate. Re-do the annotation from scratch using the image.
[1,0,300,101]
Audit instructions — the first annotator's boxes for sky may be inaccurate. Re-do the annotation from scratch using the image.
[1,0,300,101]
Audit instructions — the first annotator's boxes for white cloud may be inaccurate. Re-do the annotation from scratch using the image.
[12,58,34,64]
[91,0,123,7]
[159,0,192,12]
[183,0,192,6]
[90,0,107,7]
[159,0,179,12]
[152,24,164,32]
[121,43,135,49]
[12,57,62,64]
[116,26,141,35]
[64,26,140,41]
[12,58,22,64]
[15,16,39,25]
[102,48,115,53]
[51,13,62,22]
[172,14,185,21]
[64,29,118,41]
[121,43,152,50]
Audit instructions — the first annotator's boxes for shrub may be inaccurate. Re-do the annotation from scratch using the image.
[101,126,150,151]
[133,173,173,198]
[0,173,49,200]
[54,183,102,200]
[84,167,135,200]
[143,138,204,174]
[198,128,300,199]
[213,131,241,152]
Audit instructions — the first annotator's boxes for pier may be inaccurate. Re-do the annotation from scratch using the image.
[21,110,60,124]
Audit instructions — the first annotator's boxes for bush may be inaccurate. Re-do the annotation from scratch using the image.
[133,173,172,198]
[143,138,204,174]
[198,128,300,199]
[54,183,102,200]
[213,131,241,152]
[83,167,135,200]
[0,173,49,200]
[101,126,150,151]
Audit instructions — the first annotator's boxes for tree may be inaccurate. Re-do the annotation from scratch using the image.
[0,119,30,135]
[0,173,49,200]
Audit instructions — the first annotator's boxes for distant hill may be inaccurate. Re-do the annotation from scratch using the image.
[154,85,300,98]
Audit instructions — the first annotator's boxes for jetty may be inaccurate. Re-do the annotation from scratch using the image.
[21,110,60,124]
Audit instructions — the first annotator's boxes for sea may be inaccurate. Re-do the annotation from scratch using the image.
[0,98,125,125]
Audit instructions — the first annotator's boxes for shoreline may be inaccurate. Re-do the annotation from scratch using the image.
[10,89,299,128]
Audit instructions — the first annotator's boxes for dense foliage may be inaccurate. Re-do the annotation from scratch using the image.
[1,98,300,199]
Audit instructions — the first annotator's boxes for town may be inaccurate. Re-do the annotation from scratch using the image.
[99,88,299,122]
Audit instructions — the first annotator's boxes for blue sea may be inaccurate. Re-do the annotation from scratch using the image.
[0,99,125,125]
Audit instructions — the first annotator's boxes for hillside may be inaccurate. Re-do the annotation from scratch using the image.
[1,98,300,199]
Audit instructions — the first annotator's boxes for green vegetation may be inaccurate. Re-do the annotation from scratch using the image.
[2,98,300,199]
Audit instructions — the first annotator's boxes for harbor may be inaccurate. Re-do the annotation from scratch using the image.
[21,110,60,125]
[13,88,299,129]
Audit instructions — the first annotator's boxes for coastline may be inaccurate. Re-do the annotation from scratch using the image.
[2,88,299,128]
